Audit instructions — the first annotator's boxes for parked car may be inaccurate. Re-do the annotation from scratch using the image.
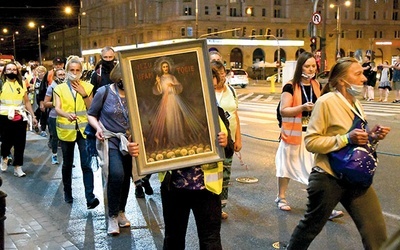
[316,70,330,85]
[227,69,249,88]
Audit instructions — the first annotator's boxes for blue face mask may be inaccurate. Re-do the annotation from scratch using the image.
[343,79,363,96]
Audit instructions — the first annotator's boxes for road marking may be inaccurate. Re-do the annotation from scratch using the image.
[239,93,254,101]
[251,95,264,102]
[264,96,275,102]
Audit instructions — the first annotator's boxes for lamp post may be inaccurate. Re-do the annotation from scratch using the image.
[1,29,19,60]
[330,1,351,59]
[28,22,44,65]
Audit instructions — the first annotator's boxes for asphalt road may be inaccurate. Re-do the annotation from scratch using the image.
[1,82,400,249]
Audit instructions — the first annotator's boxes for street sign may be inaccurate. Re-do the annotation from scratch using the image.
[312,12,322,25]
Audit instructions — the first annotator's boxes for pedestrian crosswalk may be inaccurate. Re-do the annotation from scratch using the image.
[236,93,400,126]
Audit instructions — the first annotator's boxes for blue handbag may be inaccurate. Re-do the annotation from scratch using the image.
[328,116,378,188]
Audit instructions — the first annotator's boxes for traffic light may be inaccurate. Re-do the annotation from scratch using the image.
[251,29,256,39]
[310,36,317,52]
[266,28,271,39]
[242,27,246,37]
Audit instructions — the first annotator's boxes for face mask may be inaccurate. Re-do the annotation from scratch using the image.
[343,80,363,96]
[56,78,65,84]
[116,80,124,90]
[67,72,82,81]
[301,72,315,79]
[101,60,115,72]
[5,73,17,80]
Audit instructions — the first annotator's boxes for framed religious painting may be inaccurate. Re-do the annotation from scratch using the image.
[119,39,225,175]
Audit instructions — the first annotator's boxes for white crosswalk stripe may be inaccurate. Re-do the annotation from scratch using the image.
[236,93,400,125]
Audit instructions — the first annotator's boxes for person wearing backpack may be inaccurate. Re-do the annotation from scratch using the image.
[43,68,66,165]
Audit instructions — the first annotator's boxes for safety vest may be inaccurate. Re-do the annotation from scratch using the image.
[280,80,320,145]
[0,80,27,116]
[157,117,226,195]
[53,81,93,142]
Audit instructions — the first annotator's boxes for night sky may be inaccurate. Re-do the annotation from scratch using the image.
[1,1,80,62]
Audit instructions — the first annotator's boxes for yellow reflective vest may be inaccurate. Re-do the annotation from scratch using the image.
[157,117,227,195]
[53,81,93,142]
[0,80,27,116]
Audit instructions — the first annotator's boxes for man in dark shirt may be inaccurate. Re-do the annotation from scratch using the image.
[90,46,116,95]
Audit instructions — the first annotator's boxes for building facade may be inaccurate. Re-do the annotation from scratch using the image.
[49,0,400,72]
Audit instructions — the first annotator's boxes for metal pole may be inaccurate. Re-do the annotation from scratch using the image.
[38,26,42,65]
[12,33,16,60]
[321,0,327,71]
[195,0,198,39]
[336,6,341,59]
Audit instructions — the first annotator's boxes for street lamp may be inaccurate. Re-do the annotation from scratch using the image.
[2,28,19,60]
[28,22,44,65]
[330,1,351,59]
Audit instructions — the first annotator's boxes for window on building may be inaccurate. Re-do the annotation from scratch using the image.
[274,0,282,5]
[247,7,254,16]
[274,9,281,18]
[354,11,361,20]
[232,28,240,37]
[181,27,186,37]
[205,6,209,15]
[395,30,400,38]
[393,12,399,20]
[355,0,361,8]
[259,29,263,35]
[214,28,218,36]
[184,6,192,15]
[394,0,399,9]
[217,6,221,16]
[207,28,212,34]
[230,8,237,16]
[356,30,363,38]
[373,11,377,19]
[262,8,266,17]
[183,0,192,2]
[295,29,306,38]
[230,0,237,3]
[374,31,383,38]
[276,29,284,38]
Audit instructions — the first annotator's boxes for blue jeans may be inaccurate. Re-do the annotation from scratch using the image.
[161,177,222,250]
[60,131,95,203]
[287,169,387,250]
[47,117,59,154]
[108,148,132,217]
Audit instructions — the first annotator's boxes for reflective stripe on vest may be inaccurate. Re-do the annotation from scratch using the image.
[54,81,93,141]
[280,80,320,145]
[1,99,23,105]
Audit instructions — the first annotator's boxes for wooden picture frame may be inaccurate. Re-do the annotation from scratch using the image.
[119,39,225,175]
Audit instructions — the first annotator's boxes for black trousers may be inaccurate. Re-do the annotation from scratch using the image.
[161,179,222,250]
[0,115,27,166]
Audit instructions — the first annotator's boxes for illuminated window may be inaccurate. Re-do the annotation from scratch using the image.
[356,30,363,38]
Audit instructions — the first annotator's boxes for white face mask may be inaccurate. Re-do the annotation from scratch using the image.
[67,72,82,81]
[301,72,315,79]
[343,79,363,96]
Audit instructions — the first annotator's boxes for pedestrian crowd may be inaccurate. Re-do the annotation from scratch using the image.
[0,48,399,249]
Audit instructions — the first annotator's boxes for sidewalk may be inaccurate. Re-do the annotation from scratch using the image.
[2,131,78,249]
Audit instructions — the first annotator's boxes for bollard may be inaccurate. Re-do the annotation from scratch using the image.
[270,76,276,94]
[0,177,7,250]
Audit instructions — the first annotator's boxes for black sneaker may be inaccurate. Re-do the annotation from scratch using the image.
[135,186,145,198]
[87,198,100,209]
[64,193,73,203]
[143,180,154,195]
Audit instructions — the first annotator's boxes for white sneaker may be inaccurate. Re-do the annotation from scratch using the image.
[329,209,344,220]
[1,158,8,172]
[14,166,26,177]
[117,212,131,228]
[108,216,120,235]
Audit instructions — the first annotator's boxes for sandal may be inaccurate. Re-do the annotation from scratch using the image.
[275,197,291,211]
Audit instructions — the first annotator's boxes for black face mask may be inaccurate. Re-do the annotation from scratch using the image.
[116,80,124,90]
[101,60,115,73]
[56,78,65,84]
[5,73,17,80]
